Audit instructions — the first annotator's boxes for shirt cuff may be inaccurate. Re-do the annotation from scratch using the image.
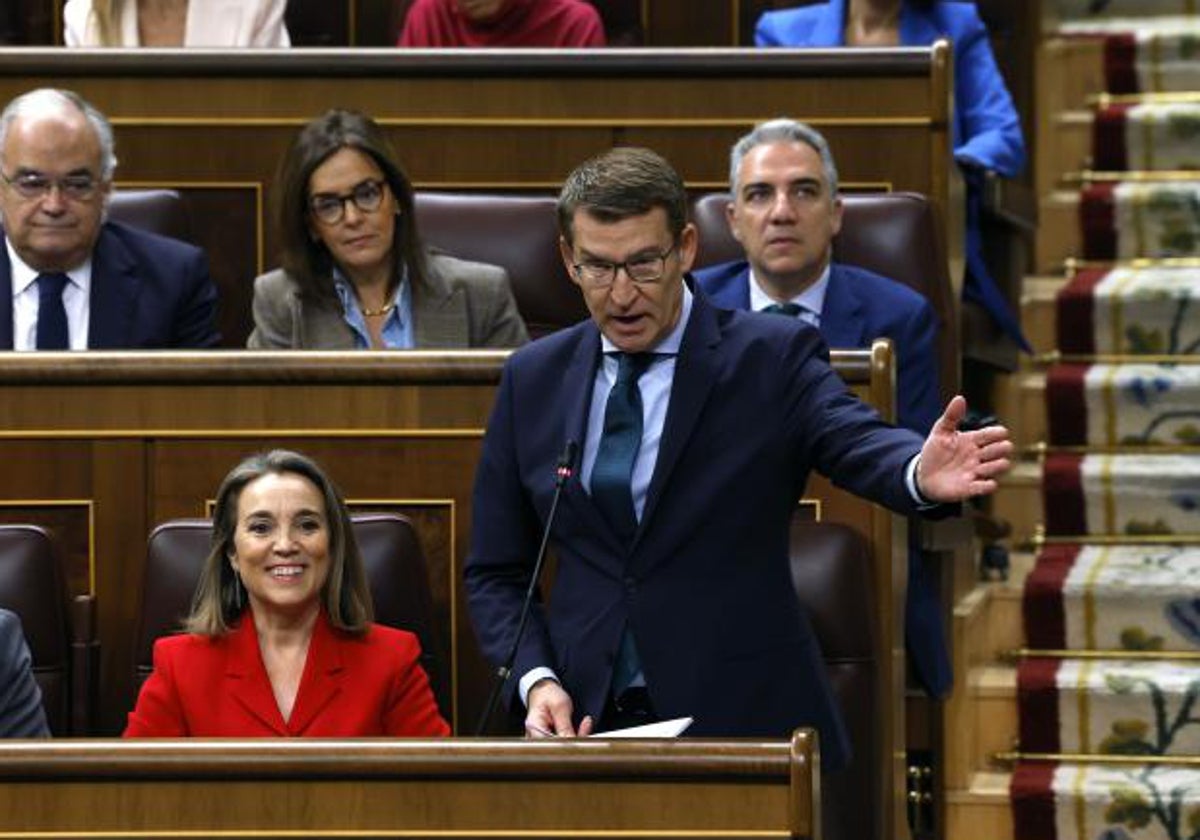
[518,667,559,707]
[905,454,937,509]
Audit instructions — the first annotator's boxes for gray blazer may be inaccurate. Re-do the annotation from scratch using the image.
[0,609,49,738]
[247,250,529,349]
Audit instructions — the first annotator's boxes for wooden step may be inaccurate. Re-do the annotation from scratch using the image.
[1019,275,1067,357]
[1036,191,1082,274]
[967,665,1019,782]
[1035,37,1106,198]
[945,771,1013,840]
[991,462,1044,548]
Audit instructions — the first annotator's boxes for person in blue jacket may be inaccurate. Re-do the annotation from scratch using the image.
[756,0,1028,349]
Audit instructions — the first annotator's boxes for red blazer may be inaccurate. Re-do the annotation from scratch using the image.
[124,611,449,737]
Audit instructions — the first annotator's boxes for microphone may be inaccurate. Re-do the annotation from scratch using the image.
[474,439,578,736]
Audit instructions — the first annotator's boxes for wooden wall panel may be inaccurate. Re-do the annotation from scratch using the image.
[0,347,897,743]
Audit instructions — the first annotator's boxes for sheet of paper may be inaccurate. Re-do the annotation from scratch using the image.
[591,716,693,738]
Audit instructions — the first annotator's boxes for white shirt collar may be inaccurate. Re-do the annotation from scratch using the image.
[5,236,93,297]
[748,261,831,316]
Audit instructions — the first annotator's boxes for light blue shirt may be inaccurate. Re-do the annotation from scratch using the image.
[748,262,831,327]
[579,285,694,520]
[333,269,414,349]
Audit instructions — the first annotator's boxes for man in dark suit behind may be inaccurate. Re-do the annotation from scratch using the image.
[693,118,951,697]
[0,88,219,350]
[0,608,49,737]
[464,147,1010,769]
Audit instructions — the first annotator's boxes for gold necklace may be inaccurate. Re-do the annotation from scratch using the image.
[360,301,395,317]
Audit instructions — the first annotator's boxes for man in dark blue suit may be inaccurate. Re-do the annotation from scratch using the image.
[0,88,218,350]
[465,147,1010,768]
[693,119,951,698]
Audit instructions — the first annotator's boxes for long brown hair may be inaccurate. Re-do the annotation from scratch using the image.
[273,109,430,305]
[184,449,373,636]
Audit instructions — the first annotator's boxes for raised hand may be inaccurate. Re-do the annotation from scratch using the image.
[915,396,1013,503]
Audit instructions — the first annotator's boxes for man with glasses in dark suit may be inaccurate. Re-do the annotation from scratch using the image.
[0,88,219,350]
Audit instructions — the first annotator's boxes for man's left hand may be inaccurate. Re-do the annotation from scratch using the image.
[916,395,1013,503]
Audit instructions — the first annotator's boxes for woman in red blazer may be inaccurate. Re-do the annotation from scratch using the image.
[125,449,449,737]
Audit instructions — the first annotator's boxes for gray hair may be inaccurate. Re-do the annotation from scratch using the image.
[0,88,118,181]
[729,118,839,197]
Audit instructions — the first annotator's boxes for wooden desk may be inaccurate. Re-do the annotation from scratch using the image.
[0,731,819,838]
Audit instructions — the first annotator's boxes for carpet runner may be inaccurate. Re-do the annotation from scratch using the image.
[1056,266,1200,356]
[1094,103,1200,173]
[1046,364,1200,446]
[1025,544,1200,652]
[1012,8,1200,838]
[1081,181,1200,261]
[1013,762,1200,840]
[1043,453,1200,536]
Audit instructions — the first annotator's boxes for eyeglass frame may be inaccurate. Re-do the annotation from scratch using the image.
[308,178,389,225]
[570,243,679,289]
[0,169,104,202]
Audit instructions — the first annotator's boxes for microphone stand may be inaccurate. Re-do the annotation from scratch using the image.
[474,440,577,736]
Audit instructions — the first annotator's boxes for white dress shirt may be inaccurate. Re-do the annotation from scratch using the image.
[748,262,831,326]
[7,238,91,351]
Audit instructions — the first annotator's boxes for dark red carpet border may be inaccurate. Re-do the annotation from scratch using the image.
[1018,659,1064,755]
[1057,268,1107,355]
[1023,545,1080,650]
[1011,762,1060,840]
[1093,104,1131,172]
[1080,183,1117,262]
[1043,454,1087,536]
[1046,364,1090,447]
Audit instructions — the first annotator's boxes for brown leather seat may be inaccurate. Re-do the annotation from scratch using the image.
[414,192,588,339]
[108,190,191,243]
[133,513,448,720]
[789,517,893,840]
[692,190,959,398]
[0,525,97,735]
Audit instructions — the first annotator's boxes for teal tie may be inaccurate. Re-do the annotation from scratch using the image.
[762,301,804,317]
[590,352,653,542]
[591,352,654,698]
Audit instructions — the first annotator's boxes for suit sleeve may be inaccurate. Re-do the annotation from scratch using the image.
[123,639,187,737]
[894,298,941,436]
[247,275,296,349]
[951,8,1025,177]
[0,611,49,738]
[383,633,451,736]
[468,266,529,348]
[170,247,221,348]
[782,328,926,514]
[463,361,558,705]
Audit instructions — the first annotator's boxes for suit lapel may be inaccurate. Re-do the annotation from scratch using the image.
[413,260,469,347]
[225,616,288,735]
[637,288,721,536]
[559,326,623,552]
[0,242,14,350]
[819,264,866,349]
[285,613,343,735]
[87,226,140,349]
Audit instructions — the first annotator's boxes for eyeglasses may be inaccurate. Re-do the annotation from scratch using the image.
[1,170,101,202]
[309,179,387,225]
[572,244,677,289]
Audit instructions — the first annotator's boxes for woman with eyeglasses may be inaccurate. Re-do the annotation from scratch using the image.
[249,110,528,349]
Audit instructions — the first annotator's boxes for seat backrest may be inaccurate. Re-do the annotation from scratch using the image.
[788,518,888,840]
[134,513,448,720]
[108,189,191,243]
[691,190,959,396]
[0,525,94,735]
[413,192,589,338]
